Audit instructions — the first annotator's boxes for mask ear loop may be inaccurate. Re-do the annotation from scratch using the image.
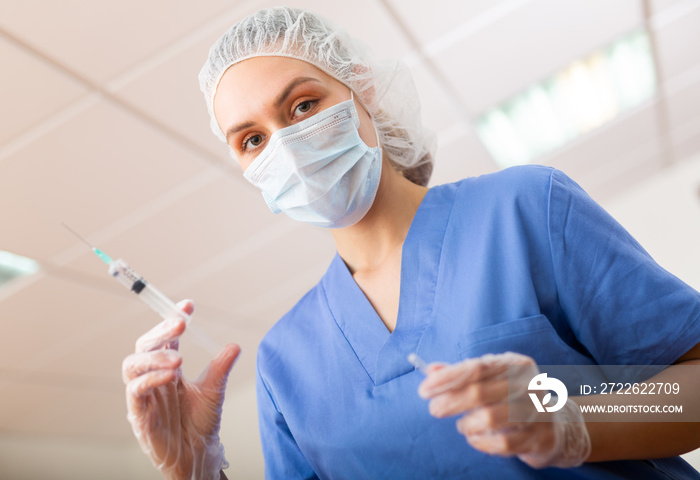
[350,89,381,150]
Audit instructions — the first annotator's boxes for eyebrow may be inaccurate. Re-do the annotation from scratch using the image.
[225,121,255,141]
[274,76,321,108]
[224,76,322,142]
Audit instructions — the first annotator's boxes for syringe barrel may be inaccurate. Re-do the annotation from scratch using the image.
[138,282,192,324]
[108,259,191,324]
[108,259,143,292]
[106,258,218,353]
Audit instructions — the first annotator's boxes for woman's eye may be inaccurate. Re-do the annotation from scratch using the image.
[294,100,313,116]
[243,134,263,151]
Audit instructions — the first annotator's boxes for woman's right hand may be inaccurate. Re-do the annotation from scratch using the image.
[121,300,241,480]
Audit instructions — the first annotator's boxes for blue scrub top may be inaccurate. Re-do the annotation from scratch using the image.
[255,166,700,479]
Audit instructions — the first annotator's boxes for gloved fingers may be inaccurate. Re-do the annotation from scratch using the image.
[154,381,182,442]
[517,400,591,469]
[198,343,242,398]
[424,362,448,374]
[418,358,496,398]
[515,421,562,468]
[505,362,542,402]
[126,369,178,417]
[176,299,195,316]
[419,352,534,399]
[133,300,192,353]
[165,300,193,350]
[463,424,545,457]
[427,377,509,418]
[135,317,187,353]
[456,404,512,436]
[457,406,585,468]
[122,350,182,384]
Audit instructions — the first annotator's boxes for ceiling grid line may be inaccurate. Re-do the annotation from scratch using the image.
[0,92,100,164]
[50,166,225,267]
[102,0,266,92]
[104,0,266,92]
[420,0,534,58]
[649,0,700,30]
[535,57,700,173]
[8,220,310,377]
[643,0,676,166]
[0,27,237,180]
[374,0,478,124]
[668,111,700,151]
[160,219,302,295]
[10,297,155,374]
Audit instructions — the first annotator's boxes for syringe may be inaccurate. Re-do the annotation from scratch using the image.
[62,223,219,353]
[407,353,430,374]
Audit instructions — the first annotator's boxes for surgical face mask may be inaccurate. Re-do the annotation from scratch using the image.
[242,93,382,228]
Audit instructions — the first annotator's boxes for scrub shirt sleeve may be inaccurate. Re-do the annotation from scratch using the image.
[256,361,319,480]
[547,169,700,367]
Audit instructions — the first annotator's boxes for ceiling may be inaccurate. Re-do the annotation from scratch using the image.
[1,0,699,478]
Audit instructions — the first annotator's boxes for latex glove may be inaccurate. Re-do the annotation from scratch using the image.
[122,300,241,479]
[418,352,591,469]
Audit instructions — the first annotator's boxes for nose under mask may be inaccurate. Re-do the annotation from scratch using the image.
[242,93,382,229]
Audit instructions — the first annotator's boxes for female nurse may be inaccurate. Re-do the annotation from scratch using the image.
[121,6,700,479]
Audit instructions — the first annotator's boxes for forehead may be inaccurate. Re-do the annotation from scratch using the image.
[213,57,336,124]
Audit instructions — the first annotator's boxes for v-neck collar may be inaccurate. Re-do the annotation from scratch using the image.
[321,184,457,385]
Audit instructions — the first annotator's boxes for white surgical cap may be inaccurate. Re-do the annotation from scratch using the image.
[198,6,435,186]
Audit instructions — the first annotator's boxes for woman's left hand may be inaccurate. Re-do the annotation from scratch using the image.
[417,352,591,468]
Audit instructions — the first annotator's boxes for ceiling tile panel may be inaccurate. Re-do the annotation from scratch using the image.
[0,275,127,371]
[0,382,54,430]
[650,0,693,15]
[112,31,229,159]
[433,0,642,115]
[0,384,129,440]
[61,172,271,287]
[0,435,158,480]
[230,257,332,331]
[409,62,463,132]
[670,116,700,162]
[0,100,208,262]
[577,143,665,203]
[109,3,274,161]
[385,0,507,46]
[665,77,700,129]
[0,0,262,84]
[654,3,700,80]
[30,302,174,382]
[0,37,88,147]
[184,225,335,327]
[10,294,257,396]
[545,103,660,185]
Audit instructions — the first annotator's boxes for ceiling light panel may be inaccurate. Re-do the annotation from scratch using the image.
[476,29,657,168]
[0,250,39,288]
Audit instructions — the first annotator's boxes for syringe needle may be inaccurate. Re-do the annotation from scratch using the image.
[61,222,220,355]
[61,222,95,249]
[61,223,113,264]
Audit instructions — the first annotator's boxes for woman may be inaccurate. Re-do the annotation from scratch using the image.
[121,6,700,479]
